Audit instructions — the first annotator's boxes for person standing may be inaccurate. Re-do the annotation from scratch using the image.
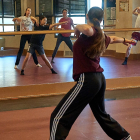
[122,7,140,65]
[49,7,134,140]
[51,9,74,63]
[13,7,41,69]
[20,16,68,75]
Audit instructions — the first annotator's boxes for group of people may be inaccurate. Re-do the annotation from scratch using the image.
[11,5,139,140]
[13,8,74,75]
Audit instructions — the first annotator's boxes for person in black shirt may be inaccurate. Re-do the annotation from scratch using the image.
[20,16,67,75]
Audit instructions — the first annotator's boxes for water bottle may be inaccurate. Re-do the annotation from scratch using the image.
[1,47,4,50]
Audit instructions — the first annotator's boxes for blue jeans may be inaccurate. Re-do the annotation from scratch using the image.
[52,34,73,60]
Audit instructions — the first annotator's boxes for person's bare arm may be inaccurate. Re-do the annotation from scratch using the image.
[12,18,21,22]
[74,24,94,37]
[109,36,136,45]
[30,16,39,26]
[49,21,68,30]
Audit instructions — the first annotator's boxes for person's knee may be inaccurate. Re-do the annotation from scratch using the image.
[127,46,132,51]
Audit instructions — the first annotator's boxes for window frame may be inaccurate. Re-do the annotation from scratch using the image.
[0,0,15,33]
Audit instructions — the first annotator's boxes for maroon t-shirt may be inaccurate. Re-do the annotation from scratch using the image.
[59,17,73,37]
[73,27,111,81]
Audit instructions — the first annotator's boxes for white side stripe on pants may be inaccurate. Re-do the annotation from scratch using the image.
[50,74,85,140]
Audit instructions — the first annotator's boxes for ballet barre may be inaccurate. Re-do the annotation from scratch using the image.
[0,28,140,35]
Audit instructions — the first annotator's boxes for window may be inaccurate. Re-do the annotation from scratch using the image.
[89,0,103,9]
[35,0,53,16]
[54,0,87,37]
[0,0,15,32]
[54,0,86,16]
[35,0,53,24]
[88,0,103,28]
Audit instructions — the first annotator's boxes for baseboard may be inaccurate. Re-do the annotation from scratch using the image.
[1,48,140,60]
[0,47,64,57]
[103,50,140,60]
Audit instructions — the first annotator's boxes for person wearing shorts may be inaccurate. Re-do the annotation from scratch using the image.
[20,16,67,75]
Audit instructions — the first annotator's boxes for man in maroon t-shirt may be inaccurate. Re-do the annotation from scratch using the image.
[51,9,74,63]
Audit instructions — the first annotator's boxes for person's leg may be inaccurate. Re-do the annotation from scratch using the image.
[27,35,41,67]
[89,73,131,140]
[64,37,73,52]
[122,44,133,65]
[51,34,63,63]
[21,52,32,75]
[50,73,107,140]
[122,32,138,65]
[40,54,57,74]
[36,45,57,74]
[15,35,27,68]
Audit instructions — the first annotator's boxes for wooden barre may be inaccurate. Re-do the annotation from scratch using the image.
[0,24,116,27]
[0,24,19,26]
[0,28,140,35]
[102,25,116,27]
[0,30,74,35]
[104,28,140,32]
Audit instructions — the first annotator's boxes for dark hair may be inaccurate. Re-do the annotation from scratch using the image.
[24,7,31,16]
[84,7,105,59]
[39,15,46,21]
[62,9,68,13]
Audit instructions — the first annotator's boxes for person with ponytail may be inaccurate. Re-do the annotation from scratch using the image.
[49,7,135,140]
[12,7,41,69]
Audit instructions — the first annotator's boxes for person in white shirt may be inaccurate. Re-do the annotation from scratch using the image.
[13,7,41,69]
[122,7,140,65]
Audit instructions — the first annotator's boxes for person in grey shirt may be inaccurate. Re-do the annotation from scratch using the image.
[12,7,41,69]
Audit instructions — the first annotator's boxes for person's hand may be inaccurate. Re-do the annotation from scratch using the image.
[59,28,65,30]
[123,39,137,46]
[74,28,80,38]
[62,21,68,25]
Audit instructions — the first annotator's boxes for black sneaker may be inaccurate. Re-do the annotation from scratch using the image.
[122,61,127,65]
[51,68,57,74]
[51,60,55,63]
[20,70,24,75]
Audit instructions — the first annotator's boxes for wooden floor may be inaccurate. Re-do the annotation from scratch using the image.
[0,55,140,87]
[0,98,140,140]
[0,55,140,140]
